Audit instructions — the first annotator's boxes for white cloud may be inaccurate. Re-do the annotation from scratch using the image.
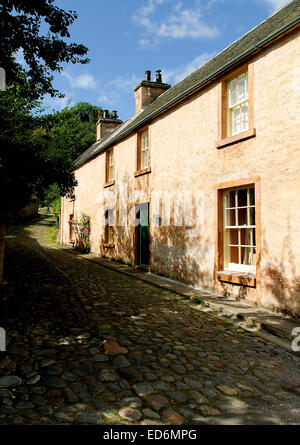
[157,8,219,39]
[109,75,141,92]
[43,91,74,112]
[164,52,216,84]
[61,72,97,89]
[132,0,219,47]
[97,93,114,106]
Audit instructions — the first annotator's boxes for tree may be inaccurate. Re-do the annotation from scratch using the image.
[0,0,89,99]
[38,102,101,212]
[0,0,90,283]
[44,102,101,165]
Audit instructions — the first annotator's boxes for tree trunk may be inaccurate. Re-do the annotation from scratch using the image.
[0,224,5,283]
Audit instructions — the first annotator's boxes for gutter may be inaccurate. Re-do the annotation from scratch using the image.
[75,15,300,169]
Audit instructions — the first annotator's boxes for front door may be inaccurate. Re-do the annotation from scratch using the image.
[136,203,150,266]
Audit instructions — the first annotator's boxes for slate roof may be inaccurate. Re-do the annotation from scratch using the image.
[74,0,300,169]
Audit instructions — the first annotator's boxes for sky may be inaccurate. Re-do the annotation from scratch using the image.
[36,0,291,120]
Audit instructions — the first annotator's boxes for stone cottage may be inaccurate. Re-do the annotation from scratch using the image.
[61,1,300,316]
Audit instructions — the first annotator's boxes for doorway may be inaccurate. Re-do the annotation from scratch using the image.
[136,202,150,267]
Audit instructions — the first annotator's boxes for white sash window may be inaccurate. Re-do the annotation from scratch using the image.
[223,186,256,273]
[228,71,249,136]
[141,129,149,170]
[108,150,114,182]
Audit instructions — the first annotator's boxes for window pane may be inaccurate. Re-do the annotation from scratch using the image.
[229,228,239,245]
[226,209,236,226]
[225,191,236,208]
[240,228,252,246]
[238,188,247,207]
[229,246,239,264]
[108,209,114,226]
[238,208,247,226]
[241,247,255,266]
[233,106,241,134]
[109,165,114,181]
[229,79,237,107]
[108,226,113,244]
[237,74,247,102]
[241,101,248,131]
[249,207,255,226]
[141,130,148,150]
[142,149,148,169]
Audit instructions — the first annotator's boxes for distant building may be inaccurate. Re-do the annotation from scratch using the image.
[61,1,300,315]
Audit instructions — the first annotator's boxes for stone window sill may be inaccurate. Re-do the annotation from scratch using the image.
[216,128,256,149]
[104,180,115,188]
[217,270,256,288]
[103,243,115,248]
[134,167,151,178]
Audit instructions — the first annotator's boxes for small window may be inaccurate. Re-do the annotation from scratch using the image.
[141,129,149,170]
[106,149,114,183]
[228,71,248,136]
[223,186,256,273]
[105,209,114,245]
[137,128,150,173]
[217,64,255,149]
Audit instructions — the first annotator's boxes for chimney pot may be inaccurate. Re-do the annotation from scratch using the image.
[112,110,118,119]
[156,70,162,83]
[145,70,151,81]
[103,109,109,119]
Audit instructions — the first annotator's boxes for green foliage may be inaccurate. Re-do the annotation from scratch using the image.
[39,102,101,213]
[0,89,78,223]
[0,1,91,223]
[43,102,101,165]
[0,0,89,100]
[41,184,61,215]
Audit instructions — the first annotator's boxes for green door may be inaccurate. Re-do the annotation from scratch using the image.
[136,203,150,266]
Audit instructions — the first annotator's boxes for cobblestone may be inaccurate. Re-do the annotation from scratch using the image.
[1,215,300,425]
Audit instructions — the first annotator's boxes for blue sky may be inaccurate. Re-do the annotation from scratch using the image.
[40,0,290,120]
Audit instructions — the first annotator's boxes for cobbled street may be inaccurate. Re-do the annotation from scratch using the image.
[0,215,299,425]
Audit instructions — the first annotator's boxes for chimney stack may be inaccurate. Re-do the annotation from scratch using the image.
[156,70,162,83]
[134,70,171,113]
[145,70,151,81]
[96,110,122,141]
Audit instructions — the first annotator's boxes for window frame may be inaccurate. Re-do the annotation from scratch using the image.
[104,208,114,247]
[135,126,151,177]
[223,186,256,274]
[105,148,115,187]
[214,177,261,290]
[217,62,255,149]
[228,71,249,137]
